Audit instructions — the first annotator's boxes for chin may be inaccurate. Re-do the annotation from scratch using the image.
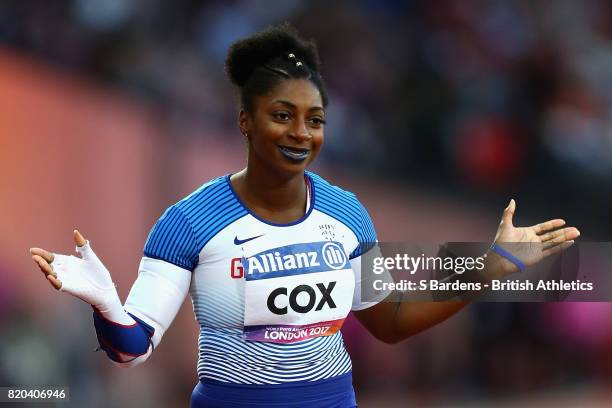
[280,161,309,175]
[267,159,308,178]
[275,152,315,173]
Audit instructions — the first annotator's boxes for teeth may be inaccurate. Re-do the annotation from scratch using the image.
[279,146,309,161]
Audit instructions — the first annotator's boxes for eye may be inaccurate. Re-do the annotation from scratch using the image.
[273,112,291,121]
[308,117,326,127]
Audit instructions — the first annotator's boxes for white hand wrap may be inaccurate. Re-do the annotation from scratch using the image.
[51,241,124,315]
[50,244,191,368]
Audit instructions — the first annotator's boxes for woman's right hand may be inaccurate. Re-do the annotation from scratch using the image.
[30,230,121,312]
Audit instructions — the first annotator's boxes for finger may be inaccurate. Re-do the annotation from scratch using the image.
[46,274,62,290]
[32,254,56,278]
[542,227,580,250]
[501,199,516,227]
[542,240,574,257]
[533,219,565,235]
[540,227,579,243]
[29,247,55,264]
[74,229,86,247]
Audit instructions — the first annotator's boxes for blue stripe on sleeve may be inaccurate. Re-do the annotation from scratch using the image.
[307,172,377,259]
[144,205,199,270]
[144,176,248,271]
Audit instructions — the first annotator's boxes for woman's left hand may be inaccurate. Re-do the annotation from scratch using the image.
[491,199,580,275]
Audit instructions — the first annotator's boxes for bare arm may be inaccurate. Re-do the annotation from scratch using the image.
[354,298,468,344]
[353,253,507,343]
[353,199,580,343]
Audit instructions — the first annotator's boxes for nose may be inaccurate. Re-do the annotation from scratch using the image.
[289,119,311,143]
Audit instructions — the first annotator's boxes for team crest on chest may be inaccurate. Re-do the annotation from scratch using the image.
[318,223,336,241]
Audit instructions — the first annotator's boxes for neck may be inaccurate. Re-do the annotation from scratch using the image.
[237,166,306,211]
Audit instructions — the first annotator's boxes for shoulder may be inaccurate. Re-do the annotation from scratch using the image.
[308,171,377,250]
[155,175,236,236]
[309,171,368,220]
[173,175,234,214]
[168,174,248,242]
[144,175,248,269]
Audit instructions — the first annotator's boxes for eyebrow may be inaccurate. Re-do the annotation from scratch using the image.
[271,99,324,112]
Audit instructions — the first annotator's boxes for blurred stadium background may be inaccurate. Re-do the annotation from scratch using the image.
[1,1,611,406]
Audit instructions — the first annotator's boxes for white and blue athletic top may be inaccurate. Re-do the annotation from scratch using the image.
[141,171,388,386]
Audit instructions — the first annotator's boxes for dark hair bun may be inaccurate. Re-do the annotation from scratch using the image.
[225,23,321,87]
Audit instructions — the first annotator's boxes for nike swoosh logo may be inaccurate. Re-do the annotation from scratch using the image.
[234,234,264,245]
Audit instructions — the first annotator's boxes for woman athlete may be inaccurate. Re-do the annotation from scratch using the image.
[30,24,579,408]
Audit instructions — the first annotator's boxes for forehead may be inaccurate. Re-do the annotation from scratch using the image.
[257,79,323,110]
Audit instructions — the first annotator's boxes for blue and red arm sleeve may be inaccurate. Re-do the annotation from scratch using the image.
[93,309,155,363]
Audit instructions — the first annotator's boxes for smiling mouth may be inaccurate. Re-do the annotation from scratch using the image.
[278,145,310,162]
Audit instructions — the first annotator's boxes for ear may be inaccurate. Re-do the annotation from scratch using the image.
[239,109,249,137]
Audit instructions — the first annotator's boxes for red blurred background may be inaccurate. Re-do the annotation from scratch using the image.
[2,1,612,407]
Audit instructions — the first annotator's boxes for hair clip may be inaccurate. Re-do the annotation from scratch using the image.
[263,64,290,78]
[286,52,305,70]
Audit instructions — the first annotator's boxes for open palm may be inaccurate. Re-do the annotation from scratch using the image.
[492,199,580,272]
[30,230,120,311]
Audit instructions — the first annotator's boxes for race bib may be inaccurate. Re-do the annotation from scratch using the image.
[242,241,354,344]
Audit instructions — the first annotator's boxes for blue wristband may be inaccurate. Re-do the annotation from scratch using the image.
[490,244,526,272]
